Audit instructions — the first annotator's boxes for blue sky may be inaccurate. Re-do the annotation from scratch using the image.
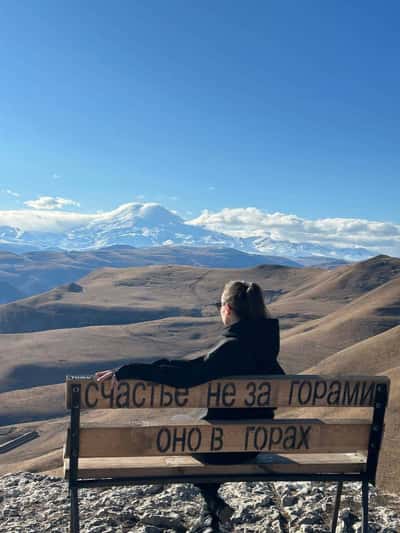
[1,1,399,225]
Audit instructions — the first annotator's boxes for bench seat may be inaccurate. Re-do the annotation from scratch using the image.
[64,452,366,480]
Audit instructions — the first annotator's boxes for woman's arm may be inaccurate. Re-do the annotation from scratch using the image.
[114,358,203,387]
[95,356,204,383]
[113,341,233,388]
[151,357,201,367]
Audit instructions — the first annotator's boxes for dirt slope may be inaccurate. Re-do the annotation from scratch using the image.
[279,276,400,372]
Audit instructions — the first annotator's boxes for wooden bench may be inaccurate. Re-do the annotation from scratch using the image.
[64,374,389,533]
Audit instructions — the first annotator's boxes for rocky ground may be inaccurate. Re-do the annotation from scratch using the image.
[0,472,399,532]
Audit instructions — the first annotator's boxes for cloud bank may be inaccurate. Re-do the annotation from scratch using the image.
[187,207,400,256]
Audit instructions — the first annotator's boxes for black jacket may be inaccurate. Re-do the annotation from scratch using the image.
[115,317,284,464]
[115,317,284,420]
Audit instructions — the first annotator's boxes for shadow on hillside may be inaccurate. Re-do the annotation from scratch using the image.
[0,358,136,394]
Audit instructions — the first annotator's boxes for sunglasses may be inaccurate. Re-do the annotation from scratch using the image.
[214,301,226,310]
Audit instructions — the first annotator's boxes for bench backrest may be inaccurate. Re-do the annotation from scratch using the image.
[66,375,388,409]
[65,374,389,483]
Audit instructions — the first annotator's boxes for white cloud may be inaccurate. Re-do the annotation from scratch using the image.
[0,202,162,233]
[187,207,400,256]
[2,189,20,198]
[0,209,92,232]
[24,196,80,210]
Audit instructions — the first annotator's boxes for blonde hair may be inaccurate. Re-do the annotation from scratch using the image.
[222,280,271,320]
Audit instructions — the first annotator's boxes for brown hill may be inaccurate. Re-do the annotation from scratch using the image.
[303,327,400,493]
[0,245,301,303]
[306,323,400,376]
[2,256,400,408]
[279,276,400,373]
[0,264,318,334]
[0,316,220,396]
[271,255,400,327]
[285,255,400,303]
[2,256,398,335]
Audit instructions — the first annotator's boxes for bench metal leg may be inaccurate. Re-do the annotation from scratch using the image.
[70,487,80,533]
[362,479,369,533]
[331,481,343,532]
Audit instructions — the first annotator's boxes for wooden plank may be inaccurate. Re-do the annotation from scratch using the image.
[64,452,366,479]
[65,375,389,409]
[66,419,371,457]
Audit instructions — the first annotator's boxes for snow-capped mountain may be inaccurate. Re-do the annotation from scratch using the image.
[65,203,232,249]
[239,235,372,262]
[0,202,374,261]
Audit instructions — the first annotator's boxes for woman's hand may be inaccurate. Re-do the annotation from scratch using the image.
[95,370,114,381]
[95,369,119,393]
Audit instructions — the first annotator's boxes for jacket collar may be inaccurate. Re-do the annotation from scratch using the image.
[222,317,276,338]
[222,318,251,338]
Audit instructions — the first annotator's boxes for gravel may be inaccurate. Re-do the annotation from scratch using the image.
[1,473,399,532]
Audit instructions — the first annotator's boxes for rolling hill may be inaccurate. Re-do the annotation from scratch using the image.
[304,326,400,493]
[280,275,400,372]
[0,263,318,334]
[0,245,301,304]
[0,254,399,493]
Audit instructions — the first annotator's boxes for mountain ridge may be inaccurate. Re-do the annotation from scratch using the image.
[0,202,374,260]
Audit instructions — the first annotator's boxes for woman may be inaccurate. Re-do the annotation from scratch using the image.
[96,280,285,532]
